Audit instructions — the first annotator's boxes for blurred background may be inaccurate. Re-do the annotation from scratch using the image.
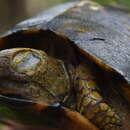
[0,0,74,34]
[0,0,130,34]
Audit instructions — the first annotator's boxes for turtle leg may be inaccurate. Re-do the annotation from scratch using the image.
[75,64,122,130]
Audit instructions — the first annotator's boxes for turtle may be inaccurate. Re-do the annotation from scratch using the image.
[0,1,129,130]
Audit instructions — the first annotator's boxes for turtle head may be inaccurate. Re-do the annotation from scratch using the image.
[0,48,70,125]
[0,48,70,105]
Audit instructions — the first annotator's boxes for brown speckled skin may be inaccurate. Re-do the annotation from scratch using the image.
[0,1,129,130]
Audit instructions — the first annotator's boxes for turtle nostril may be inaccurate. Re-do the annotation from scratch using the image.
[12,50,42,75]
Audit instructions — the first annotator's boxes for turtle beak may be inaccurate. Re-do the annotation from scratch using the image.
[0,49,26,98]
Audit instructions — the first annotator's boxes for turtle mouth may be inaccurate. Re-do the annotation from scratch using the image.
[0,93,34,103]
[0,77,62,107]
[0,93,61,109]
[0,76,31,100]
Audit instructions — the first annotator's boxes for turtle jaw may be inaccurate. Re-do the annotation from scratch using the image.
[0,91,62,127]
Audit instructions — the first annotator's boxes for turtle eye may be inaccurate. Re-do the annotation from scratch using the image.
[12,50,42,75]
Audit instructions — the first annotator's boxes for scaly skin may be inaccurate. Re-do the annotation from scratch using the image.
[75,65,122,129]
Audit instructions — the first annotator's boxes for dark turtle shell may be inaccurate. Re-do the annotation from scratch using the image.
[1,1,130,102]
[0,1,130,130]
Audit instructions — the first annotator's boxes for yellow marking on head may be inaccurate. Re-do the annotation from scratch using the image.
[12,49,44,76]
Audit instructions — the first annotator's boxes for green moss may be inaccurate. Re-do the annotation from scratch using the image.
[94,0,130,9]
[0,106,15,118]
